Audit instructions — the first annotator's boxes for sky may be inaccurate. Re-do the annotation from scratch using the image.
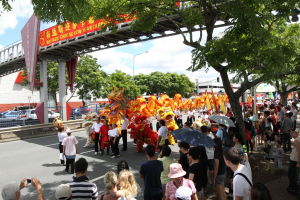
[0,0,227,84]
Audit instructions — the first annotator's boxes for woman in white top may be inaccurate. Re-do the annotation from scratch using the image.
[157,120,169,151]
[57,126,67,164]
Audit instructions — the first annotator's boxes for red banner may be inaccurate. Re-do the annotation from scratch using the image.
[39,15,132,47]
[21,14,40,89]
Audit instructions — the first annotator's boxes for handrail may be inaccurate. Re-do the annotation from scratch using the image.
[0,119,83,134]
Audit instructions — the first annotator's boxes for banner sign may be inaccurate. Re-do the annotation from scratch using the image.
[21,14,40,89]
[39,15,132,47]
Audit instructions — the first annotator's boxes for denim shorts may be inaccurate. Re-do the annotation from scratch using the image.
[215,174,226,185]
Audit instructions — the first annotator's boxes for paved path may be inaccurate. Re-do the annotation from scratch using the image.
[0,130,180,200]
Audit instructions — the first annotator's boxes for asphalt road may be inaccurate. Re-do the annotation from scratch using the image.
[0,130,180,200]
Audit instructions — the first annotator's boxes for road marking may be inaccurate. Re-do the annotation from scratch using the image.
[80,150,94,154]
[91,175,105,183]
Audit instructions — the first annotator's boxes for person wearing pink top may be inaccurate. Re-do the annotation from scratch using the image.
[62,130,79,174]
[165,163,198,200]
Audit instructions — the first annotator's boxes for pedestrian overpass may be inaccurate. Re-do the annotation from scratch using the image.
[0,14,228,123]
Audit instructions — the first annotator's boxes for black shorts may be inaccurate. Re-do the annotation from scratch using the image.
[208,159,214,171]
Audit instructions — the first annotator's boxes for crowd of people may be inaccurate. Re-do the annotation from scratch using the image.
[1,100,300,200]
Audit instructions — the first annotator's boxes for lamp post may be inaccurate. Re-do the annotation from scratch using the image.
[132,51,148,80]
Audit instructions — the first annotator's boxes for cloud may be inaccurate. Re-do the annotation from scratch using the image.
[89,27,231,83]
[0,0,33,35]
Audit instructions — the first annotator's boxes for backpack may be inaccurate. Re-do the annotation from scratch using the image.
[221,128,233,147]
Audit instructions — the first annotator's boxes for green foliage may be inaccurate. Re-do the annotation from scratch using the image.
[105,70,140,99]
[75,55,108,100]
[0,0,12,13]
[134,72,195,97]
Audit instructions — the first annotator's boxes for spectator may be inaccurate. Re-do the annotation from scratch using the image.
[121,115,129,151]
[55,184,72,200]
[62,130,78,174]
[91,117,103,155]
[272,140,284,169]
[178,142,190,178]
[175,186,193,200]
[139,144,163,200]
[165,163,198,200]
[100,171,120,200]
[69,158,98,199]
[287,131,300,194]
[213,138,226,200]
[117,160,130,175]
[251,183,272,200]
[223,147,252,200]
[281,113,294,152]
[1,178,44,200]
[157,145,175,197]
[57,126,67,165]
[291,103,298,130]
[118,170,138,200]
[157,120,169,151]
[201,126,215,185]
[187,147,208,200]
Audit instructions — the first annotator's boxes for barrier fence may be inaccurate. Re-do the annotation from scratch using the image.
[0,104,102,129]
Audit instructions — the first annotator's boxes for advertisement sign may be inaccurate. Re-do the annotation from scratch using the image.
[21,14,40,89]
[39,15,132,47]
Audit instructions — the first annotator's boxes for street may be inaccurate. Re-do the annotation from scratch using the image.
[0,130,180,200]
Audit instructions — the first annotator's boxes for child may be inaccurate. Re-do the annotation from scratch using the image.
[264,127,275,160]
[272,140,284,169]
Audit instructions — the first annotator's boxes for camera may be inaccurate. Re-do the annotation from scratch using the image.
[26,179,31,184]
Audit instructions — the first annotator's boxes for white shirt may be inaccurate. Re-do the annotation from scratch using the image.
[108,128,118,137]
[62,135,78,156]
[91,122,102,132]
[58,131,67,142]
[205,147,214,160]
[121,118,129,130]
[158,126,168,137]
[233,164,252,200]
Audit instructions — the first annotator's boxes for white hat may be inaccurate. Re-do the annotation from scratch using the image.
[55,184,72,200]
[168,163,186,179]
[1,183,19,200]
[175,186,192,200]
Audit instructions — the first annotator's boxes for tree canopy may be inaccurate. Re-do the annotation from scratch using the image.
[134,72,194,97]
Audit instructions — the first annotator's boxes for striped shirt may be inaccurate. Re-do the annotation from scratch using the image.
[69,176,98,199]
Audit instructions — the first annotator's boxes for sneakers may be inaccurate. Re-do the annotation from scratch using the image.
[111,155,116,158]
[94,152,98,155]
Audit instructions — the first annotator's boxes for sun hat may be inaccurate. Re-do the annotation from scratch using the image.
[1,183,19,200]
[175,186,192,200]
[55,184,72,200]
[168,163,186,179]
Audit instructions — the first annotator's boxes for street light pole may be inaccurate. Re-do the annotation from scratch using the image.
[132,51,148,80]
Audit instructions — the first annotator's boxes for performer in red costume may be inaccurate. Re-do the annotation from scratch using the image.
[100,119,110,155]
[128,115,158,152]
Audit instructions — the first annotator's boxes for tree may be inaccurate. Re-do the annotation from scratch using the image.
[32,0,300,137]
[106,70,141,99]
[134,72,194,97]
[75,55,108,104]
[0,0,12,12]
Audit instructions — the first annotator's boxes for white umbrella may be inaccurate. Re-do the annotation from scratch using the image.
[208,115,235,127]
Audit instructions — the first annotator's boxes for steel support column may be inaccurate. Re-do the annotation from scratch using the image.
[58,61,67,121]
[40,60,49,123]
